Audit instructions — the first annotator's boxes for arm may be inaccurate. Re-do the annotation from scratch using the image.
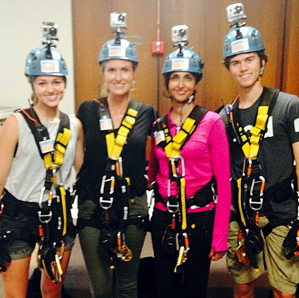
[73,118,84,173]
[147,132,159,187]
[0,116,19,197]
[292,142,299,189]
[209,117,232,260]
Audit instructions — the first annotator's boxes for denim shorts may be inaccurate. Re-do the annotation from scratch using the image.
[0,208,75,260]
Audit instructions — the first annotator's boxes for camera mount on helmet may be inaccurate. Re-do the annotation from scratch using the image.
[171,25,189,56]
[99,12,143,65]
[223,3,265,58]
[25,22,68,77]
[226,3,246,29]
[110,12,127,45]
[41,22,59,48]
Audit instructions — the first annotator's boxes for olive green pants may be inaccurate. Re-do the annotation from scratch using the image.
[78,193,148,298]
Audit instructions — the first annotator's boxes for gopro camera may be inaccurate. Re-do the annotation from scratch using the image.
[110,12,127,28]
[41,22,58,40]
[171,25,189,44]
[226,3,246,22]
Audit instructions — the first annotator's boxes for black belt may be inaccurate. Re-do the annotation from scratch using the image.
[77,215,149,231]
[2,190,40,217]
[155,178,216,209]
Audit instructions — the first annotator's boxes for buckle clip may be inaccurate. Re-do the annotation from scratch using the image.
[249,176,265,211]
[99,175,115,210]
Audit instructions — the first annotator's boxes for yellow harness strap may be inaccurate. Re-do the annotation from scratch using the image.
[238,106,269,158]
[237,178,247,226]
[44,128,72,168]
[165,117,197,157]
[180,178,187,230]
[59,186,67,236]
[106,108,138,160]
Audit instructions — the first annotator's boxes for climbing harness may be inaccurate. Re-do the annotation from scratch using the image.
[19,107,72,283]
[154,105,216,273]
[226,87,279,270]
[95,98,140,269]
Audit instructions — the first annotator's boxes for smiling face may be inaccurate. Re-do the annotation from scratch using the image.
[228,52,264,90]
[104,59,135,98]
[33,76,66,108]
[167,71,197,103]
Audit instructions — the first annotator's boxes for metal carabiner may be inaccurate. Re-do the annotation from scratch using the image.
[169,155,185,179]
[38,187,53,223]
[249,176,265,211]
[99,175,115,210]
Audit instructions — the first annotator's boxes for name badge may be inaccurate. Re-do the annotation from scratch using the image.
[154,130,165,145]
[39,139,54,154]
[99,118,113,131]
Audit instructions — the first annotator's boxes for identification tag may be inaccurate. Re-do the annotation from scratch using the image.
[154,130,165,145]
[39,139,54,154]
[99,118,113,131]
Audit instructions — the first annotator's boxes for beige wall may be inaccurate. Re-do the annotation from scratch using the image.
[0,0,75,114]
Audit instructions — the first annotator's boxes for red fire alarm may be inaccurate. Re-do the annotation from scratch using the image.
[152,41,165,54]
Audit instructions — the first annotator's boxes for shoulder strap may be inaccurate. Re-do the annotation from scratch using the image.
[107,99,141,159]
[261,87,279,114]
[158,106,208,157]
[94,98,141,159]
[19,107,70,162]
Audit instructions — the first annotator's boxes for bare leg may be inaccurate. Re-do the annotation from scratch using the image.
[41,249,72,298]
[234,281,255,298]
[1,256,31,298]
[272,287,295,298]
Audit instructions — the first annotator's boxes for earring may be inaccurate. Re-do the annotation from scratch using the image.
[187,95,194,103]
[260,66,264,76]
[131,80,135,90]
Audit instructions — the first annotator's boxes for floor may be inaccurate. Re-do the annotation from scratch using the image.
[0,233,272,298]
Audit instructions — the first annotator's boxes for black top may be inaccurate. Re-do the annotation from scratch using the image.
[76,98,156,201]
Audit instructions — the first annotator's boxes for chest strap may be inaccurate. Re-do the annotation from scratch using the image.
[19,107,71,236]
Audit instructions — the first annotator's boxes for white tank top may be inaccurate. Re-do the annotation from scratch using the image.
[5,112,78,203]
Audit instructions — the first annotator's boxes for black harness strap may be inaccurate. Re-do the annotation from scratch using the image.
[19,107,70,160]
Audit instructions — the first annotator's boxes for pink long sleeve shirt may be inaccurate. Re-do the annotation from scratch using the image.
[148,107,232,252]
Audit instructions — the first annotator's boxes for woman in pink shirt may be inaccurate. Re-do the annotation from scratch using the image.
[147,28,231,298]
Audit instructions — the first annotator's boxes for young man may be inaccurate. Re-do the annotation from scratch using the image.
[220,13,299,298]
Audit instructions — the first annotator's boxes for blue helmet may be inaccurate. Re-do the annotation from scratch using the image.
[223,26,265,58]
[25,45,68,76]
[162,47,203,81]
[99,38,138,65]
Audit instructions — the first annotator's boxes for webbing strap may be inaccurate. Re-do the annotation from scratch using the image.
[161,106,208,158]
[180,178,187,230]
[94,98,140,159]
[232,87,279,159]
[19,107,71,167]
[106,108,138,159]
[59,186,67,236]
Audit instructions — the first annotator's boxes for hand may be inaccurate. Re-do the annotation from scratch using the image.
[208,247,226,261]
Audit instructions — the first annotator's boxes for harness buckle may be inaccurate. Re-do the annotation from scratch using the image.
[38,187,53,223]
[99,175,115,210]
[166,199,180,214]
[249,176,265,211]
